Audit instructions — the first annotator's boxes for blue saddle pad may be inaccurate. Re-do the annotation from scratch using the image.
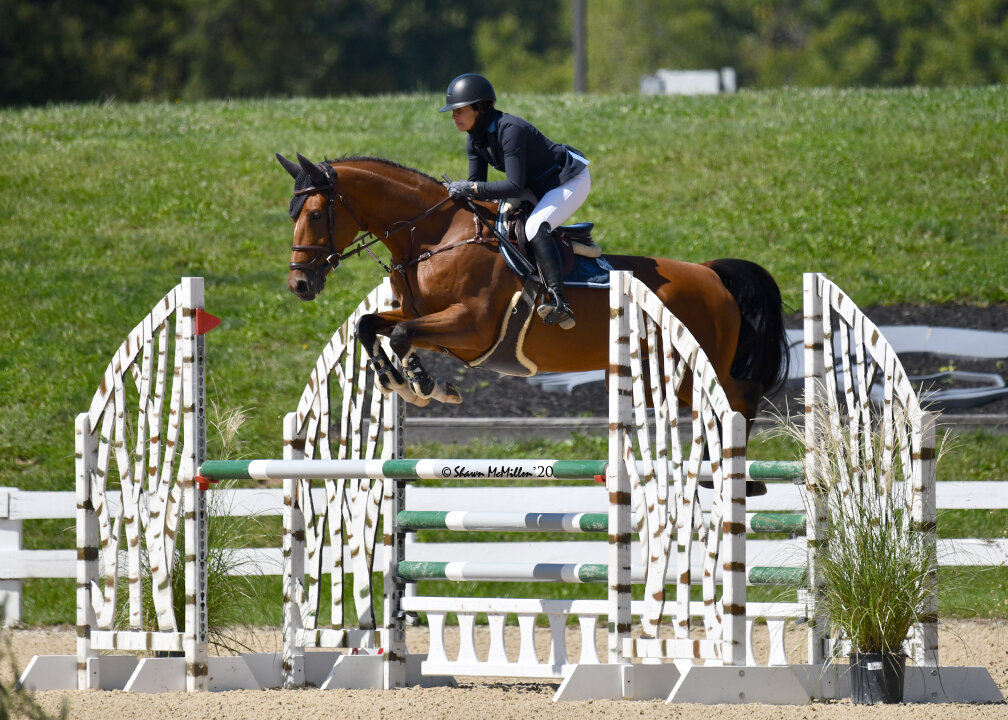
[564,254,613,288]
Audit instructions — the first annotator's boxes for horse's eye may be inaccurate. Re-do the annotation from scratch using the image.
[309,211,323,222]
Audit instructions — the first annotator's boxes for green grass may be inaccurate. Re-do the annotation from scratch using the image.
[2,88,1007,625]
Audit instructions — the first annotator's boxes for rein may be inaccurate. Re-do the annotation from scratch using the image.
[394,201,502,271]
[288,169,513,362]
[291,176,501,280]
[290,181,458,276]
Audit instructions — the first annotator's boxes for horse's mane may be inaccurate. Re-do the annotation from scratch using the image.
[331,155,442,187]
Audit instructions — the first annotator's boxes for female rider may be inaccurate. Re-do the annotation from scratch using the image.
[440,73,590,330]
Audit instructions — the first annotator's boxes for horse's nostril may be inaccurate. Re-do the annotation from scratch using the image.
[296,280,309,295]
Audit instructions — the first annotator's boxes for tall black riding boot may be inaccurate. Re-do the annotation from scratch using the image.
[528,225,575,329]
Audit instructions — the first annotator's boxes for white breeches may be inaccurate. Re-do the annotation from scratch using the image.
[524,167,591,238]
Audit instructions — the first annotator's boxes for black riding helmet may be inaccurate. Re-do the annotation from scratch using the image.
[438,73,496,112]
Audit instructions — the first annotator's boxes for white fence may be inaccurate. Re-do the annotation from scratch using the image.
[4,482,1007,625]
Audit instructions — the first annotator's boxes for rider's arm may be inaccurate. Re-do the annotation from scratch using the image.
[466,137,488,184]
[473,119,527,200]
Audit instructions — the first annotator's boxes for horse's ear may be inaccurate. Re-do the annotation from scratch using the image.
[275,153,301,180]
[297,153,332,186]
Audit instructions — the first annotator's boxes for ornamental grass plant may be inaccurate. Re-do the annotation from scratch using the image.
[776,401,942,658]
[116,404,270,653]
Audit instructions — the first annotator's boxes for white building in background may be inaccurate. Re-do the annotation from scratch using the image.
[640,68,737,95]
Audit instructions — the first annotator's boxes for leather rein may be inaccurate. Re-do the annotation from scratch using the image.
[289,171,490,279]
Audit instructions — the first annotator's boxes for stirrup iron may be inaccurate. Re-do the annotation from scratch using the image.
[537,290,576,330]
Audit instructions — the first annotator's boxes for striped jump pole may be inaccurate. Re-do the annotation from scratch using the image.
[396,507,808,587]
[397,561,806,587]
[197,458,801,483]
[397,509,807,535]
[398,510,609,533]
[199,458,604,482]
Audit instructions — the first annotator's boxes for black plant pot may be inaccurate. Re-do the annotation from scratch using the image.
[849,651,906,704]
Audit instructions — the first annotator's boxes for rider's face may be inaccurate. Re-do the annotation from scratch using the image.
[452,105,479,132]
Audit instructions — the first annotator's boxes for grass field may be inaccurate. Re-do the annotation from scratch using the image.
[1,88,1006,625]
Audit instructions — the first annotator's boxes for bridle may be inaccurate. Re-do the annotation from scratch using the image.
[288,164,374,276]
[289,165,457,279]
[287,164,510,336]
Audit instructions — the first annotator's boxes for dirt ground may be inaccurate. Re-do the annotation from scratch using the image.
[10,619,1008,720]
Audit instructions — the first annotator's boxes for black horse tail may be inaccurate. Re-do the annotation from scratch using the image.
[708,258,790,395]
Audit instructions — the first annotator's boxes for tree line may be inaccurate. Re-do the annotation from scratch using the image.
[2,0,1005,106]
[589,0,1008,90]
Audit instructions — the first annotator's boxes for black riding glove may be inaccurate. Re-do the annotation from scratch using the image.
[446,180,476,198]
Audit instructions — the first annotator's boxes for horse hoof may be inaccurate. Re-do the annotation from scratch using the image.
[374,372,394,392]
[434,379,463,404]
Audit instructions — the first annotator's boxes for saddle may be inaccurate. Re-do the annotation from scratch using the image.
[496,201,602,285]
[469,204,602,377]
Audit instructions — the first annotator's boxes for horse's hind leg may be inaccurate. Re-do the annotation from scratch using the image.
[721,377,764,438]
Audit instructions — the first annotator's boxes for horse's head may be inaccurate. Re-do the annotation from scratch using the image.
[276,152,361,301]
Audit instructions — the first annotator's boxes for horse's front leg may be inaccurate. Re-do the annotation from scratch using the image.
[400,351,461,405]
[387,303,499,406]
[357,311,430,407]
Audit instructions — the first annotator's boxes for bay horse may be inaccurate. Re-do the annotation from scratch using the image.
[276,153,788,427]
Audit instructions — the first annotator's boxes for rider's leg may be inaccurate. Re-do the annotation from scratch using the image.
[528,225,576,329]
[524,168,591,239]
[525,169,590,330]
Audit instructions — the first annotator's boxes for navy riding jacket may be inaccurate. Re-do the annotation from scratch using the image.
[466,109,588,201]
